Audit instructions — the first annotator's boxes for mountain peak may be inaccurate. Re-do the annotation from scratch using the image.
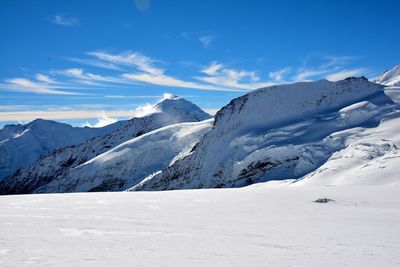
[153,95,211,121]
[374,64,400,86]
[161,93,180,100]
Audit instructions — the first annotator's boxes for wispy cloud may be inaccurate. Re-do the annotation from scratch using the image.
[0,97,177,123]
[88,51,163,75]
[325,68,367,81]
[293,68,332,82]
[55,68,128,84]
[123,72,238,91]
[202,61,224,76]
[181,32,216,48]
[82,111,118,128]
[1,78,83,95]
[68,57,124,71]
[134,0,150,11]
[268,67,292,82]
[322,55,361,68]
[52,14,79,27]
[89,51,246,91]
[0,109,133,122]
[199,34,215,47]
[293,54,367,82]
[0,50,371,98]
[35,74,58,84]
[196,61,273,90]
[104,95,162,99]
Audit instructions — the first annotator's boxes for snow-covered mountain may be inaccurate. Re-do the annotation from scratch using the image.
[374,64,400,86]
[130,77,400,191]
[292,113,400,186]
[0,96,211,194]
[34,120,212,193]
[0,119,128,180]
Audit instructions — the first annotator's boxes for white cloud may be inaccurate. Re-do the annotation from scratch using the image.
[322,55,360,68]
[269,67,291,82]
[0,105,38,111]
[69,57,124,71]
[82,111,118,128]
[35,74,57,84]
[293,68,332,82]
[132,103,157,117]
[123,72,239,91]
[134,0,150,11]
[85,51,243,91]
[202,61,224,76]
[196,61,273,90]
[88,51,163,75]
[1,50,370,98]
[55,68,128,84]
[64,51,272,91]
[325,68,367,81]
[0,109,133,122]
[2,78,82,95]
[161,93,178,100]
[199,35,215,47]
[52,14,79,27]
[292,53,365,82]
[104,95,162,99]
[203,108,219,116]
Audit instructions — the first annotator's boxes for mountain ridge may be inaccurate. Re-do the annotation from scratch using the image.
[130,77,399,191]
[0,96,211,194]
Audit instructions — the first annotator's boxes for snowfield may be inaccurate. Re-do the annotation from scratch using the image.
[0,184,399,266]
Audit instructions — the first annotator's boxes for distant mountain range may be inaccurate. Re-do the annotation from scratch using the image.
[1,65,399,195]
[0,96,211,194]
[0,118,129,180]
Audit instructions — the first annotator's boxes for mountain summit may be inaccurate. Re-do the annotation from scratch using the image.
[0,96,211,194]
[131,77,400,191]
[153,95,212,121]
[374,64,400,86]
[0,118,127,180]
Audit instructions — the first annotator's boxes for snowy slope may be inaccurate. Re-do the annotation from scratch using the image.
[35,120,213,193]
[0,185,399,266]
[292,104,400,186]
[374,64,400,86]
[0,96,211,195]
[131,77,400,191]
[0,119,127,180]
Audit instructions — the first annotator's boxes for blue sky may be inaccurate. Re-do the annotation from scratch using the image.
[1,0,399,127]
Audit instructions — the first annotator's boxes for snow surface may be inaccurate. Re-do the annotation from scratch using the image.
[0,184,399,266]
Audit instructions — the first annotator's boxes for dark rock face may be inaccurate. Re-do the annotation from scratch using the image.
[313,198,335,204]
